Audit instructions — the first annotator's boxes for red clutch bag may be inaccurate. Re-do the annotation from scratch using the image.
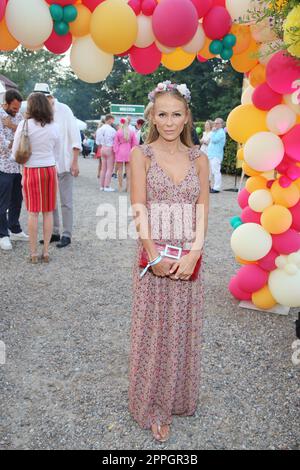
[139,243,202,281]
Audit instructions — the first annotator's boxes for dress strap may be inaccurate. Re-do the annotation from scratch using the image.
[139,144,153,159]
[189,145,205,161]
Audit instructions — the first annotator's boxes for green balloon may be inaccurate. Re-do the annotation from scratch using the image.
[220,47,233,60]
[223,34,237,49]
[196,127,201,134]
[230,216,242,228]
[209,40,223,56]
[63,5,78,23]
[50,4,64,22]
[54,21,69,36]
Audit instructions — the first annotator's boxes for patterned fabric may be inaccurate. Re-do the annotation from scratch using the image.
[22,166,57,213]
[129,144,204,429]
[0,107,22,174]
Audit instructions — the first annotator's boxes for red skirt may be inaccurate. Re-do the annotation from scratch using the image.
[22,166,57,213]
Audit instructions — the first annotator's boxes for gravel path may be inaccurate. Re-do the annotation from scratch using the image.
[0,157,299,450]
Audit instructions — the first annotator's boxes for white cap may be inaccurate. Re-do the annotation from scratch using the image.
[33,83,52,95]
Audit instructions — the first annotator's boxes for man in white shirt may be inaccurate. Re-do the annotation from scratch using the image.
[126,115,137,135]
[95,114,116,191]
[34,84,82,249]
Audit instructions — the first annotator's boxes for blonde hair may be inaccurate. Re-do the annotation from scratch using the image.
[145,90,193,148]
[120,118,130,142]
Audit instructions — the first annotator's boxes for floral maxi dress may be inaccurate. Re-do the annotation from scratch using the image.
[129,144,204,429]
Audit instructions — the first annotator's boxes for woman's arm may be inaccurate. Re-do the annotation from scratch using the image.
[11,121,23,160]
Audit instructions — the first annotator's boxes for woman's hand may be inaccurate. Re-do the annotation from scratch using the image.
[151,259,175,278]
[169,251,202,281]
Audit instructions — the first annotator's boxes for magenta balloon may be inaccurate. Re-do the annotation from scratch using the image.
[289,201,300,232]
[81,0,103,11]
[129,43,162,75]
[237,188,250,209]
[128,0,142,15]
[190,0,213,18]
[266,51,300,94]
[44,30,72,54]
[241,206,261,224]
[287,165,300,181]
[282,124,300,162]
[252,82,282,111]
[142,0,157,16]
[46,0,76,4]
[202,6,232,40]
[236,265,269,294]
[229,276,252,301]
[272,229,300,255]
[279,175,292,188]
[152,0,198,48]
[0,0,6,22]
[257,249,278,272]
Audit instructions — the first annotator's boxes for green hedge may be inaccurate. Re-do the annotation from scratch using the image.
[195,121,240,175]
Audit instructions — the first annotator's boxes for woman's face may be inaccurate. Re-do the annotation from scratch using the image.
[205,122,211,132]
[152,94,188,142]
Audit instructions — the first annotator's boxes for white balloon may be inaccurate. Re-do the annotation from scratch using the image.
[241,85,254,105]
[134,15,155,48]
[70,36,114,84]
[231,223,272,261]
[267,104,297,135]
[155,41,175,54]
[226,0,251,22]
[6,0,52,47]
[248,189,273,212]
[269,262,300,307]
[284,93,300,116]
[182,25,205,54]
[258,41,283,66]
[244,132,285,172]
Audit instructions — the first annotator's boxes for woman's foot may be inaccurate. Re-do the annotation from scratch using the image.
[29,254,39,264]
[41,253,50,263]
[151,423,170,443]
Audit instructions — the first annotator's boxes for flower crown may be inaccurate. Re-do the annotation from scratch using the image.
[148,81,191,103]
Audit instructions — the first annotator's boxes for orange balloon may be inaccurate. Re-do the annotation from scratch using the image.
[161,49,195,71]
[252,285,277,310]
[236,256,257,265]
[237,148,244,161]
[261,205,293,234]
[246,175,268,193]
[0,19,19,51]
[295,177,300,191]
[249,63,266,88]
[242,162,261,177]
[198,36,215,60]
[69,4,91,37]
[231,24,252,55]
[231,38,259,73]
[270,180,300,208]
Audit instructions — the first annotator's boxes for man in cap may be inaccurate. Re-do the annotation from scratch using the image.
[34,83,82,248]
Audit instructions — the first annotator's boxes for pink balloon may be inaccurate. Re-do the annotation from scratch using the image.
[282,124,300,162]
[129,43,161,75]
[257,249,278,272]
[81,0,103,11]
[0,0,7,22]
[279,175,292,188]
[238,188,250,209]
[212,0,226,5]
[44,30,72,54]
[266,51,300,94]
[46,0,76,4]
[191,0,213,18]
[142,0,157,16]
[152,0,199,48]
[287,165,300,181]
[252,83,282,111]
[203,6,232,40]
[241,206,261,224]
[197,55,208,63]
[229,276,252,301]
[272,229,300,255]
[236,265,269,294]
[289,201,300,232]
[128,0,142,15]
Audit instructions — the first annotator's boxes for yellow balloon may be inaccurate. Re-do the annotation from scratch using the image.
[236,257,257,265]
[231,38,259,73]
[161,48,195,72]
[90,0,138,54]
[227,104,268,144]
[270,181,300,208]
[261,205,292,234]
[252,285,277,310]
[69,4,91,37]
[242,161,261,177]
[246,175,268,193]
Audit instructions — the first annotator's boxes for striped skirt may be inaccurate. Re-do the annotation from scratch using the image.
[22,166,57,213]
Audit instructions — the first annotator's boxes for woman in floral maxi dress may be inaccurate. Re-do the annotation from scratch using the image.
[129,82,209,443]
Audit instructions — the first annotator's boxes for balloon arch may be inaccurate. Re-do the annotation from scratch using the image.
[1,0,300,309]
